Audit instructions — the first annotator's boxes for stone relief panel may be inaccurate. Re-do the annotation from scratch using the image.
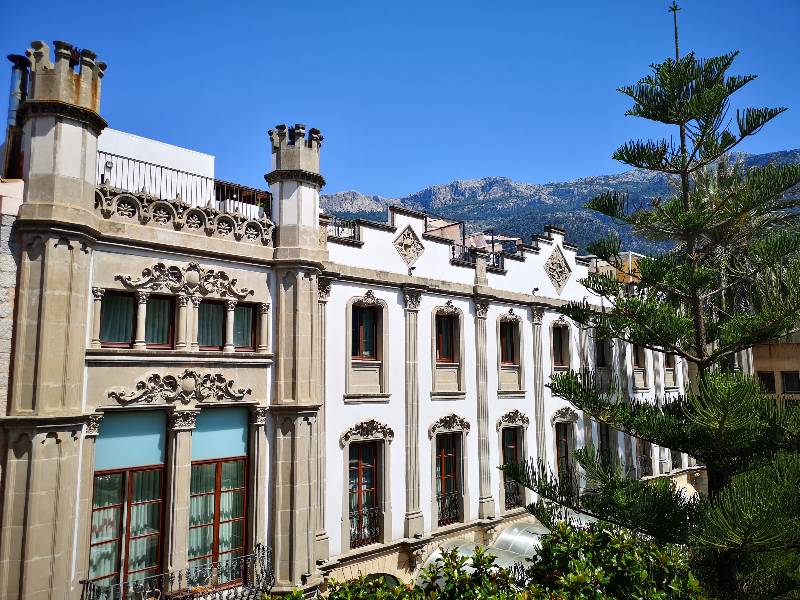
[107,369,253,406]
[339,419,395,447]
[551,406,579,424]
[544,245,571,294]
[393,225,425,266]
[496,409,530,431]
[428,413,471,438]
[115,262,255,300]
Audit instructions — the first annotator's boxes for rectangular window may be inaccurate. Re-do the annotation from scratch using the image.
[637,438,653,477]
[501,428,522,510]
[664,353,675,369]
[436,315,457,363]
[435,433,460,526]
[348,442,380,548]
[781,371,800,394]
[598,423,612,465]
[189,458,247,572]
[145,295,174,348]
[198,301,225,350]
[88,467,164,588]
[233,304,255,351]
[758,371,776,394]
[552,327,569,367]
[595,339,610,368]
[351,306,378,360]
[500,322,517,364]
[671,450,683,471]
[633,344,646,368]
[555,422,571,476]
[100,292,136,347]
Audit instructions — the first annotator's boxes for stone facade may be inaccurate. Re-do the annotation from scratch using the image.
[0,213,19,415]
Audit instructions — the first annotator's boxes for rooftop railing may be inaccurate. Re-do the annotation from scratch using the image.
[326,217,360,242]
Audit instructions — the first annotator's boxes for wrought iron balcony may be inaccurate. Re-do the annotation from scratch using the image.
[327,217,360,242]
[349,506,381,548]
[450,244,476,265]
[437,491,461,526]
[80,545,273,600]
[504,479,522,510]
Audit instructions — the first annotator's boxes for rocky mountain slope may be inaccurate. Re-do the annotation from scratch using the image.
[321,149,800,253]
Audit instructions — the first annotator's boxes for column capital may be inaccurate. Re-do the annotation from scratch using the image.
[136,290,150,304]
[91,287,105,300]
[258,302,270,314]
[531,306,545,325]
[251,406,269,426]
[190,295,202,308]
[474,299,490,319]
[226,298,238,310]
[403,288,422,311]
[85,413,104,438]
[318,277,332,302]
[178,293,191,307]
[170,410,198,431]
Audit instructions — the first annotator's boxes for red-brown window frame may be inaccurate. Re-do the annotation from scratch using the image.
[500,321,517,365]
[552,326,569,367]
[145,295,175,350]
[348,441,379,548]
[555,422,571,476]
[234,303,257,352]
[435,314,457,364]
[435,433,460,525]
[198,300,226,351]
[188,456,248,569]
[351,305,379,360]
[501,427,520,476]
[99,291,137,349]
[88,465,165,588]
[595,339,610,368]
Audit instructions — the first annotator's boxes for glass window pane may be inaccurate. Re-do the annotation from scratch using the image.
[233,306,253,348]
[89,541,119,581]
[91,507,121,543]
[218,520,243,553]
[145,296,172,346]
[127,535,159,572]
[198,302,224,347]
[351,309,361,357]
[100,294,134,344]
[220,490,244,521]
[190,494,215,526]
[362,309,375,358]
[131,470,161,503]
[191,464,216,494]
[93,473,123,508]
[189,525,214,559]
[129,502,160,537]
[221,460,244,490]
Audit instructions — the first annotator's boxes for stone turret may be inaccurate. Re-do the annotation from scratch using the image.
[266,124,325,260]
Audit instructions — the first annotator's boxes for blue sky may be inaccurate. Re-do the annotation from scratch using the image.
[2,1,798,197]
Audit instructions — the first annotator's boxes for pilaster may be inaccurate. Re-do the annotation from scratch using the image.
[165,410,196,574]
[474,299,495,519]
[314,279,331,561]
[249,407,269,553]
[530,307,546,464]
[579,327,593,448]
[403,288,424,537]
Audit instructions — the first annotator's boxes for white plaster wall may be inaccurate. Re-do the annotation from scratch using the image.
[98,128,214,176]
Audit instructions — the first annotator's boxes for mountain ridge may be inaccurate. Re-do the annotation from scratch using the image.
[321,149,800,253]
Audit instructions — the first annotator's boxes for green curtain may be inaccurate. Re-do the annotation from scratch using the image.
[99,294,134,344]
[233,306,253,348]
[145,296,171,345]
[198,302,224,348]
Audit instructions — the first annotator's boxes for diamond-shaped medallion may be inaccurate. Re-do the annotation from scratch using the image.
[544,245,571,294]
[393,225,425,266]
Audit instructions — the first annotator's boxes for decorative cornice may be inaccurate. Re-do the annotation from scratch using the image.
[393,225,425,267]
[551,406,579,424]
[265,169,326,188]
[496,409,530,431]
[116,262,254,300]
[428,413,471,438]
[436,299,462,316]
[170,410,198,431]
[107,369,252,406]
[339,419,395,448]
[85,413,103,438]
[94,187,275,246]
[18,100,107,135]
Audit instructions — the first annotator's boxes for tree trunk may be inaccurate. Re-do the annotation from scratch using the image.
[707,465,738,594]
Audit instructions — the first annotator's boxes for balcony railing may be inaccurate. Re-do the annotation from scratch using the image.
[450,244,476,265]
[350,506,381,548]
[437,491,461,526]
[327,217,359,242]
[503,479,522,510]
[487,251,505,271]
[97,152,271,219]
[80,545,274,600]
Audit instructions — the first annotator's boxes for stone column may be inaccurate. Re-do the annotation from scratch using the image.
[90,287,104,348]
[249,407,269,553]
[176,293,189,349]
[134,291,149,349]
[579,327,593,448]
[531,307,546,464]
[474,299,495,519]
[165,410,196,573]
[314,280,331,560]
[403,288,424,537]
[190,296,201,350]
[257,302,270,353]
[224,299,236,353]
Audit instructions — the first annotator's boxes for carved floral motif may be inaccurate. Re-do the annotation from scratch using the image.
[436,299,461,316]
[499,308,521,322]
[544,246,571,294]
[107,369,252,406]
[116,262,254,300]
[428,413,471,438]
[551,406,579,424]
[318,278,332,301]
[496,409,530,431]
[531,307,545,325]
[251,407,269,425]
[354,290,381,307]
[340,419,395,447]
[403,290,422,310]
[171,411,198,430]
[86,413,104,437]
[393,225,425,267]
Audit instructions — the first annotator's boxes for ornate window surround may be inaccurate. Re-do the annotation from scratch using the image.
[344,290,391,401]
[428,413,471,530]
[496,308,525,395]
[496,409,531,513]
[431,300,466,399]
[551,405,579,477]
[550,315,572,372]
[339,419,394,550]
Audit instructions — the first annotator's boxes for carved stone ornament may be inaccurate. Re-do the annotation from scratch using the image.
[107,369,252,406]
[428,413,471,438]
[496,409,530,431]
[116,262,254,300]
[318,278,332,301]
[251,407,269,425]
[499,307,521,322]
[544,245,572,294]
[531,307,545,325]
[86,413,104,437]
[393,225,425,267]
[551,406,579,424]
[474,300,490,319]
[92,287,105,301]
[170,411,198,430]
[403,289,422,310]
[94,188,275,246]
[354,290,382,307]
[436,299,461,316]
[339,419,395,448]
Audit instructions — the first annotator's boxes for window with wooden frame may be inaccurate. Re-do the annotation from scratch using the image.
[552,326,569,367]
[758,371,777,394]
[598,423,613,465]
[198,300,225,350]
[188,458,247,572]
[633,344,646,368]
[144,295,174,349]
[351,306,378,360]
[595,339,611,368]
[99,292,136,348]
[664,353,676,369]
[88,467,164,587]
[501,427,522,509]
[233,304,256,351]
[555,422,571,476]
[782,371,800,394]
[500,321,517,365]
[435,433,460,526]
[637,438,653,477]
[436,314,457,363]
[348,442,380,548]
